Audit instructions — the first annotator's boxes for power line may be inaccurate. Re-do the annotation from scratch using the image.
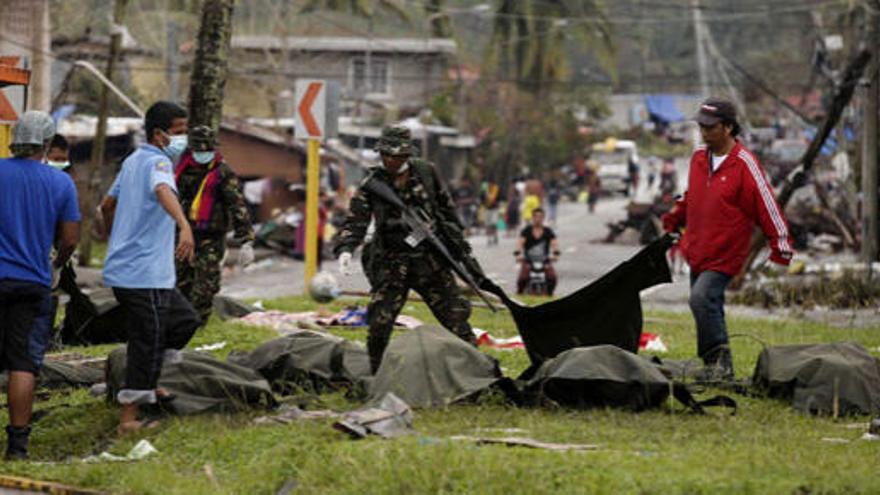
[398,0,845,25]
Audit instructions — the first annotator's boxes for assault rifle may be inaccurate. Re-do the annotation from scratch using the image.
[363,178,497,312]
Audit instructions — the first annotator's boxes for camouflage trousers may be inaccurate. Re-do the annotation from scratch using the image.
[177,235,225,326]
[367,251,476,373]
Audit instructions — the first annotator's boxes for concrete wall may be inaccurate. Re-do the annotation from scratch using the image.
[234,49,449,109]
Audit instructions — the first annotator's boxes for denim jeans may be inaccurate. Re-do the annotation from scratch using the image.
[689,270,732,360]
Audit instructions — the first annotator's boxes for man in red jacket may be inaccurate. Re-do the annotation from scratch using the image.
[662,98,793,381]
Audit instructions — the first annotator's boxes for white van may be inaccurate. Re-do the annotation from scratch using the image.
[590,138,639,196]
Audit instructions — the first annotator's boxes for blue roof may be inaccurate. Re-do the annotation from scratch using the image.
[644,94,685,124]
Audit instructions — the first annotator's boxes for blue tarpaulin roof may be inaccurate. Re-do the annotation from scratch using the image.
[803,126,852,156]
[644,95,685,124]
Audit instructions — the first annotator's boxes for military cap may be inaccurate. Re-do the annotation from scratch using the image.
[374,125,415,156]
[189,125,217,152]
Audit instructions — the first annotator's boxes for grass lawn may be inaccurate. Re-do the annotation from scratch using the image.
[1,295,879,494]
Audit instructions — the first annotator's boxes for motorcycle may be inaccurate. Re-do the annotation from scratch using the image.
[520,250,553,296]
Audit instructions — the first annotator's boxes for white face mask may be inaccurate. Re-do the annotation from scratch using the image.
[192,151,216,164]
[47,160,71,171]
[162,132,188,158]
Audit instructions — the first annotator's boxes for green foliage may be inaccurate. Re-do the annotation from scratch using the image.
[3,296,879,493]
[427,90,456,127]
[485,0,614,94]
[470,85,609,182]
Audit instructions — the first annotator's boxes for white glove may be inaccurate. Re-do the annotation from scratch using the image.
[338,251,353,276]
[238,241,255,267]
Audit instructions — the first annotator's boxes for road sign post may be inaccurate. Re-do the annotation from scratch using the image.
[294,79,338,293]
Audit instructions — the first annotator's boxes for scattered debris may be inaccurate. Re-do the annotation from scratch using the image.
[0,475,105,495]
[861,433,880,442]
[83,439,158,463]
[275,479,299,495]
[473,328,524,350]
[237,309,422,332]
[333,393,414,439]
[195,341,228,352]
[89,383,107,397]
[203,464,220,490]
[474,427,529,434]
[639,332,668,353]
[254,406,340,425]
[450,435,599,452]
[820,437,850,444]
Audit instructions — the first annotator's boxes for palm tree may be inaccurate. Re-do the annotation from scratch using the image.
[188,0,236,132]
[485,0,613,94]
[424,0,452,38]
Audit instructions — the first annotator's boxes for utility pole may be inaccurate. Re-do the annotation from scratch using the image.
[691,0,710,98]
[29,0,50,111]
[861,4,879,264]
[81,0,128,266]
[357,12,373,154]
[166,20,179,100]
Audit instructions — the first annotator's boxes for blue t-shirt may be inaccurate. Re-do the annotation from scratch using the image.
[103,144,179,289]
[0,157,81,287]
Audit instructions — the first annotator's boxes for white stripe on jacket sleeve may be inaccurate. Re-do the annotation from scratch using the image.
[739,150,791,253]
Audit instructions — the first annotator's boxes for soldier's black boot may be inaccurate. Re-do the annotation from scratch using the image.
[5,425,31,460]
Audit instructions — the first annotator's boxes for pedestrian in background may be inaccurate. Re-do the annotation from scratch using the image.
[100,101,201,434]
[175,125,255,325]
[663,98,792,381]
[547,180,561,225]
[505,186,521,238]
[0,111,80,459]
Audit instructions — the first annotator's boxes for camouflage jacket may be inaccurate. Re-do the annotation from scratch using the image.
[333,158,467,258]
[176,156,255,242]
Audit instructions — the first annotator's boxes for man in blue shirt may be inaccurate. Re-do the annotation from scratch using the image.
[0,111,80,459]
[100,101,199,434]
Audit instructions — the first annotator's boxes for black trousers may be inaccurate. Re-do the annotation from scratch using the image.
[113,288,200,400]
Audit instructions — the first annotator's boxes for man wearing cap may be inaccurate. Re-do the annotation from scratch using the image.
[334,126,487,373]
[174,125,255,325]
[0,111,80,459]
[662,98,792,381]
[99,101,201,433]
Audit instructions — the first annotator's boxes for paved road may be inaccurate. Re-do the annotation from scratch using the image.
[220,189,691,305]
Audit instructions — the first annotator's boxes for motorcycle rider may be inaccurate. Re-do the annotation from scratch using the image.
[514,208,559,295]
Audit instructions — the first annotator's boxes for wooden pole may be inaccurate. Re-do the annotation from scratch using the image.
[861,6,879,264]
[80,0,128,267]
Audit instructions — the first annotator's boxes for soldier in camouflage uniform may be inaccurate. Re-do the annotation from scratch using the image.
[335,126,486,373]
[175,126,255,325]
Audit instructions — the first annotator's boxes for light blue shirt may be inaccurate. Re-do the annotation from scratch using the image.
[103,144,178,289]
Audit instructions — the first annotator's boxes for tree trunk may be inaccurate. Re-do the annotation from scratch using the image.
[187,0,235,132]
[79,0,128,267]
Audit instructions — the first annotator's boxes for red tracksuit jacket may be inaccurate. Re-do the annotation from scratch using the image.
[662,141,793,276]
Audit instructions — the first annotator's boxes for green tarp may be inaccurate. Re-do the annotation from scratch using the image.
[228,330,371,394]
[752,342,880,415]
[524,345,735,413]
[368,325,503,408]
[106,348,276,415]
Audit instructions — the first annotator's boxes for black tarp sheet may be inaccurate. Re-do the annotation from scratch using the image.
[482,237,673,379]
